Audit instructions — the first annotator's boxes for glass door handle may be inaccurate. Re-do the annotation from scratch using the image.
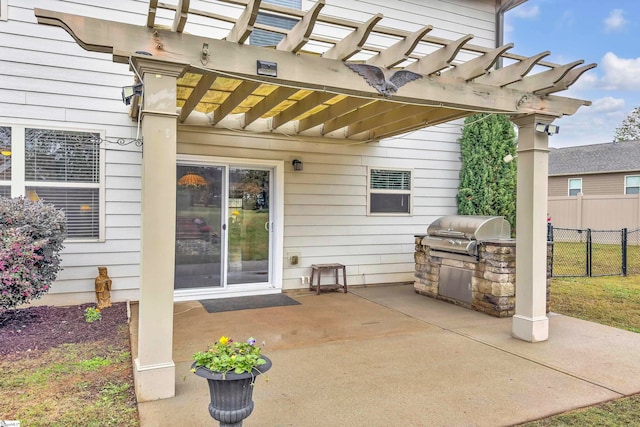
[264,221,270,231]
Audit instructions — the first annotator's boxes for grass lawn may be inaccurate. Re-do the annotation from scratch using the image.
[518,275,640,426]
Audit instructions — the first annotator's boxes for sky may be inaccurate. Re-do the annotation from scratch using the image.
[504,0,640,148]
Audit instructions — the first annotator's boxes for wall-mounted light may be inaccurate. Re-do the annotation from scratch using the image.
[535,122,560,136]
[257,60,277,77]
[292,159,303,171]
[122,83,143,105]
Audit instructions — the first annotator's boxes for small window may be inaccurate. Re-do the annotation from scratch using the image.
[249,0,301,47]
[368,168,412,215]
[625,175,640,195]
[568,178,582,196]
[0,0,7,21]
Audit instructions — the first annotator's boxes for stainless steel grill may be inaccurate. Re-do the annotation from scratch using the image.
[422,215,511,258]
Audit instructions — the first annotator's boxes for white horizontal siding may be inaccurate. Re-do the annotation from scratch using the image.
[2,0,497,300]
[2,0,143,301]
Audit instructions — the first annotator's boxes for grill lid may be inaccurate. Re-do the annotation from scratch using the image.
[426,215,511,241]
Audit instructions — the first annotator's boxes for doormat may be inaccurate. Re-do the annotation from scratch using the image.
[200,294,300,313]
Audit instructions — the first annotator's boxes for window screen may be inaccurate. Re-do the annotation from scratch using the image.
[25,128,101,239]
[626,175,640,195]
[369,169,412,215]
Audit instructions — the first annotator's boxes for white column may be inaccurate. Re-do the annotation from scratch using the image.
[132,57,186,401]
[511,114,555,342]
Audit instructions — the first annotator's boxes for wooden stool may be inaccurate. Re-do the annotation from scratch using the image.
[310,263,347,294]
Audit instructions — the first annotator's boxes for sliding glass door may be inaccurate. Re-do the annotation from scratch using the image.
[174,163,273,292]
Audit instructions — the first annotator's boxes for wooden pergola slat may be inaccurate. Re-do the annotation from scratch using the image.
[276,0,324,53]
[35,2,594,142]
[226,0,261,44]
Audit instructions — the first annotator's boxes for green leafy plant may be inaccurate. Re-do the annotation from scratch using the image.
[192,336,266,376]
[84,307,102,323]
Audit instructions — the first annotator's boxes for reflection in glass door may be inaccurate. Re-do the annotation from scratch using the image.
[227,168,271,285]
[175,165,223,289]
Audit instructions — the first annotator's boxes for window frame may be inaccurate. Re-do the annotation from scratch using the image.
[367,167,413,216]
[0,0,7,21]
[1,124,106,242]
[625,175,640,195]
[568,178,582,196]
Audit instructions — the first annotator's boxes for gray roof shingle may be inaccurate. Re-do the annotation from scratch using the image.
[548,140,640,175]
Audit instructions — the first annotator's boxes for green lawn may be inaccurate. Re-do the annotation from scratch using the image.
[552,241,640,277]
[517,275,640,426]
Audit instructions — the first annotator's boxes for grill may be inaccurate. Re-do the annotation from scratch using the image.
[422,215,511,259]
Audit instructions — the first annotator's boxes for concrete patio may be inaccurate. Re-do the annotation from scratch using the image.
[133,284,640,426]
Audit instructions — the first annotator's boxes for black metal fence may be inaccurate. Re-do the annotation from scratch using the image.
[549,224,640,277]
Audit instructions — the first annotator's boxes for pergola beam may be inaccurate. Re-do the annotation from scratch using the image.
[171,0,190,33]
[405,34,473,75]
[322,13,383,61]
[367,108,470,141]
[346,104,427,137]
[243,86,298,127]
[271,91,335,129]
[226,0,261,44]
[297,98,371,133]
[474,51,550,87]
[535,63,597,96]
[211,80,261,125]
[507,60,584,93]
[366,25,433,68]
[147,0,158,28]
[178,74,216,122]
[322,100,399,135]
[276,0,324,53]
[444,43,513,81]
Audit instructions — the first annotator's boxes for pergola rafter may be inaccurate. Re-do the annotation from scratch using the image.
[35,0,595,142]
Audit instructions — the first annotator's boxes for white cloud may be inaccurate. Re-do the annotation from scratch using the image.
[590,96,625,113]
[604,9,627,32]
[513,6,539,19]
[599,52,640,91]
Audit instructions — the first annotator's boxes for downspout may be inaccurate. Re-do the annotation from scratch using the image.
[496,0,528,67]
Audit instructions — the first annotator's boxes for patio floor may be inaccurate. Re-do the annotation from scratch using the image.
[133,284,640,426]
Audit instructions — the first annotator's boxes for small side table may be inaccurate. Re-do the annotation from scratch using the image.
[310,263,347,294]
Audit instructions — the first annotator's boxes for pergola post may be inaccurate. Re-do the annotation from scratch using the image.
[132,57,186,401]
[510,114,555,342]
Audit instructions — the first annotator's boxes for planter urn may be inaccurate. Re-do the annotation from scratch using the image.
[192,356,272,427]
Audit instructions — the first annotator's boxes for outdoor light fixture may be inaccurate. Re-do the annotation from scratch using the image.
[292,159,303,171]
[257,60,277,77]
[535,122,560,136]
[121,83,143,105]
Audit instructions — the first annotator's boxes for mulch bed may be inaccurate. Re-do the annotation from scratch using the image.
[0,302,129,358]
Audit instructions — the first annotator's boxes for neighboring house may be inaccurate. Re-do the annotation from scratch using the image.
[548,141,640,229]
[1,0,592,400]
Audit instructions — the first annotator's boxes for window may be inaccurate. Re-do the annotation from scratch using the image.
[368,168,412,215]
[625,175,640,195]
[0,125,104,240]
[568,178,582,196]
[0,0,7,21]
[249,0,301,47]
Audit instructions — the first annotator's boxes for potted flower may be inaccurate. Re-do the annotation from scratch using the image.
[192,336,271,426]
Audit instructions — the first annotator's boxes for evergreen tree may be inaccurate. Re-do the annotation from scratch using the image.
[457,113,517,233]
[614,106,640,142]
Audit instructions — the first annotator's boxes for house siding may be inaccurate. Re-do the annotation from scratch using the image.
[549,171,640,197]
[1,0,497,302]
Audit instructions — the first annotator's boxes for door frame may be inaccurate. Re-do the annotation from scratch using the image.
[173,154,284,301]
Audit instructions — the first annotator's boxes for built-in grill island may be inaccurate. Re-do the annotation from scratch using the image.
[414,215,552,317]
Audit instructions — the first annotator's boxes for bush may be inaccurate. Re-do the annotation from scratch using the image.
[0,197,67,312]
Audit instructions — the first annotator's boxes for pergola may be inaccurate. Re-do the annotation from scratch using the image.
[36,0,595,401]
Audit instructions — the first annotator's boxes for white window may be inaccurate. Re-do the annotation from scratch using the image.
[0,125,105,241]
[0,0,7,21]
[625,175,640,195]
[249,0,301,47]
[568,178,582,196]
[368,168,412,215]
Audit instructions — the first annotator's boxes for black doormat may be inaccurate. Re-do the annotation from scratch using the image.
[200,294,300,313]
